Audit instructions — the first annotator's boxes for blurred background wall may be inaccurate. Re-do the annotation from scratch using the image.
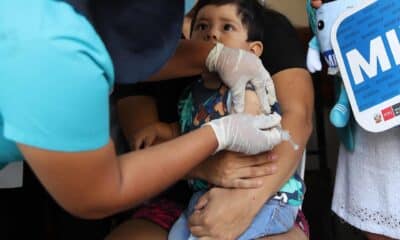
[267,0,308,27]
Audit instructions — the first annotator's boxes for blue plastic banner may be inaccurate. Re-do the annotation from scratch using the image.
[332,0,400,132]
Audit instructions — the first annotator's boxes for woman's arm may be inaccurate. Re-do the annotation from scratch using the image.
[148,39,214,81]
[189,68,314,238]
[251,68,314,198]
[19,126,217,220]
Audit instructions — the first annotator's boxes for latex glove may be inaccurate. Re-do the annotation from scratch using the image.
[206,43,274,114]
[190,151,278,189]
[306,47,322,73]
[204,112,282,155]
[188,188,261,239]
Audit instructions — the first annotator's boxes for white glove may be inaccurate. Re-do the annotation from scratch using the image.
[204,112,283,155]
[206,43,274,114]
[306,47,322,73]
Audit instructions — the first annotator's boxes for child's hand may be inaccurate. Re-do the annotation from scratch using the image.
[130,124,159,150]
[311,0,322,8]
[130,122,179,150]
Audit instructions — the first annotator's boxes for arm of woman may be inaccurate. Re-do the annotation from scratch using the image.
[148,39,214,81]
[188,68,314,239]
[3,32,216,220]
[19,126,217,220]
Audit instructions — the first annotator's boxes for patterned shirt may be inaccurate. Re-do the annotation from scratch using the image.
[178,79,305,206]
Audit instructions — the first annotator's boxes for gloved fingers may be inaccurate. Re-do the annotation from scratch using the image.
[257,127,283,151]
[252,78,271,114]
[205,42,224,72]
[264,76,278,109]
[252,112,282,130]
[229,81,247,113]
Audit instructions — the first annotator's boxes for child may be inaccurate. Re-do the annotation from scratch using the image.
[132,1,305,239]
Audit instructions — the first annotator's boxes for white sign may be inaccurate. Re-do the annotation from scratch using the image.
[332,0,400,132]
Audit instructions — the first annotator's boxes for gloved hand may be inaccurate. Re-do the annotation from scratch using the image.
[204,112,283,155]
[206,43,275,114]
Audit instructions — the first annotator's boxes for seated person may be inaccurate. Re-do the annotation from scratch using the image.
[107,0,313,239]
[131,1,304,239]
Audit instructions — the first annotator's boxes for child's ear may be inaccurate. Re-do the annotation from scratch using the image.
[249,41,263,57]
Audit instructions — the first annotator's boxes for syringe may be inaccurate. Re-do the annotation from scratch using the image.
[278,128,299,151]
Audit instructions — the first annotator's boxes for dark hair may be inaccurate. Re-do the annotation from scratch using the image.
[190,0,266,42]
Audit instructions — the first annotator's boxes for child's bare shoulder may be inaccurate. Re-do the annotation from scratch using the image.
[244,90,261,115]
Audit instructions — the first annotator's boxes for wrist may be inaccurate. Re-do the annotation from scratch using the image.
[202,119,228,153]
[235,183,275,211]
[196,124,219,154]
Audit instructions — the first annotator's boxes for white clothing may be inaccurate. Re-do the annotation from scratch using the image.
[332,125,400,239]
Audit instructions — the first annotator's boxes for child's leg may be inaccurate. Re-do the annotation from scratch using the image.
[237,199,299,240]
[106,218,167,240]
[168,214,192,240]
[168,190,207,240]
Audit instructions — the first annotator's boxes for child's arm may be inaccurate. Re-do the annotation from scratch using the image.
[243,90,262,115]
[117,95,180,150]
[130,122,180,150]
[117,95,159,144]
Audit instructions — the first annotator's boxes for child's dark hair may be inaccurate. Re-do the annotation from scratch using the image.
[190,0,266,42]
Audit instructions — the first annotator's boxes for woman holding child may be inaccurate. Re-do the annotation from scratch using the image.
[108,0,313,239]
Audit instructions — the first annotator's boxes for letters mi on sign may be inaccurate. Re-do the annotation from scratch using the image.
[332,0,400,132]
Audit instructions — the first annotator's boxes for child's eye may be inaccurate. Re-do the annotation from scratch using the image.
[195,23,208,31]
[223,24,234,31]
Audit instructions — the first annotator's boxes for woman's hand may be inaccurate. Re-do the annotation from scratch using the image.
[190,151,277,189]
[206,43,276,114]
[188,187,262,239]
[205,112,283,154]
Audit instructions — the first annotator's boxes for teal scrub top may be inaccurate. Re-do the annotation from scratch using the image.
[0,0,114,167]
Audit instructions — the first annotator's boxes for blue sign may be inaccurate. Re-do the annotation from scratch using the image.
[332,0,400,132]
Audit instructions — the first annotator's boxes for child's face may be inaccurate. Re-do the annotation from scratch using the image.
[191,4,251,50]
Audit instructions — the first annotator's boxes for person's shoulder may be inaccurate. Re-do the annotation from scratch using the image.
[260,7,306,74]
